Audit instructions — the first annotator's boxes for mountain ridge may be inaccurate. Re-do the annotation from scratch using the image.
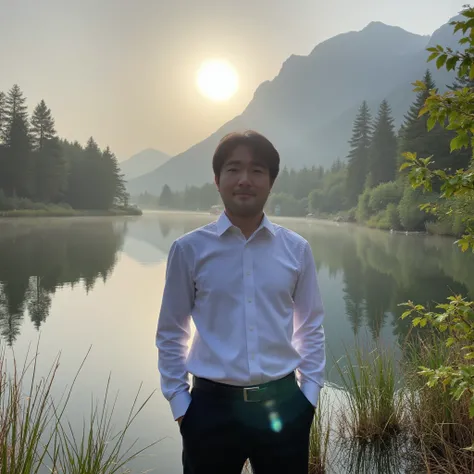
[120,148,169,181]
[127,18,460,195]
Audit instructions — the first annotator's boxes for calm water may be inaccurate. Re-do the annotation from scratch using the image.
[1,211,473,473]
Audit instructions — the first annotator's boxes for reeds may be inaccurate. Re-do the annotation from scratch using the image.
[308,391,331,474]
[403,335,474,473]
[334,345,403,441]
[0,342,156,474]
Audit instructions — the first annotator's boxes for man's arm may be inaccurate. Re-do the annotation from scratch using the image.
[292,240,326,407]
[156,240,195,421]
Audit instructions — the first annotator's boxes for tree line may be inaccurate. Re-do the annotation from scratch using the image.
[0,84,128,211]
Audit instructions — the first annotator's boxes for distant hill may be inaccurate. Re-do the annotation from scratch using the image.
[120,148,169,181]
[127,16,461,195]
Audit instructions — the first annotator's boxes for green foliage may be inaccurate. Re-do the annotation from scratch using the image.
[368,181,403,213]
[267,192,306,217]
[355,188,371,223]
[366,203,401,230]
[401,296,474,419]
[400,6,474,451]
[397,185,432,231]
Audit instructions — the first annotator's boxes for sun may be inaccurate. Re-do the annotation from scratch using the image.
[196,59,239,101]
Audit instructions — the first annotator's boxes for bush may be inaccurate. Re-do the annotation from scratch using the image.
[398,186,434,231]
[356,188,372,223]
[368,182,403,213]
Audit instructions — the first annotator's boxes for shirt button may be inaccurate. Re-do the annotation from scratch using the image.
[248,298,252,303]
[249,326,254,331]
[246,271,251,276]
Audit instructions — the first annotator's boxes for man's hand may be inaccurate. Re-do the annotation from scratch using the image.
[177,416,184,427]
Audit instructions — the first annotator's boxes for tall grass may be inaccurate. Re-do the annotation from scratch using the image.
[403,335,474,473]
[308,392,331,474]
[0,342,156,474]
[334,345,403,441]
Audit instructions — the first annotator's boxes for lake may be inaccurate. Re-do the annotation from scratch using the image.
[1,211,473,473]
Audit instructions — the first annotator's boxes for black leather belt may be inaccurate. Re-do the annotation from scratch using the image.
[192,372,297,402]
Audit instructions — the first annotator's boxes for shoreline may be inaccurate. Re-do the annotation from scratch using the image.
[0,207,142,218]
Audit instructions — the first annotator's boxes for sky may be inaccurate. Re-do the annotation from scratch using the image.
[0,0,467,161]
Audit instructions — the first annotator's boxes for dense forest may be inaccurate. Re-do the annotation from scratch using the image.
[137,69,473,235]
[0,85,130,212]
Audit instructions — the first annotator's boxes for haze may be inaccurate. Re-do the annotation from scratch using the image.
[0,0,465,161]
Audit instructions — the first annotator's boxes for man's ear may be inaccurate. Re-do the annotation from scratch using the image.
[214,175,220,190]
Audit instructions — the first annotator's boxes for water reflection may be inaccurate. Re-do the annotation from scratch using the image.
[0,219,127,345]
[333,436,416,474]
[2,213,474,360]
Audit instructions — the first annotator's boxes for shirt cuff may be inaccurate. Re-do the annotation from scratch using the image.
[299,381,322,407]
[170,391,192,421]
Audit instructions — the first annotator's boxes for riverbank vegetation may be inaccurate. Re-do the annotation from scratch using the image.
[0,88,138,216]
[0,344,155,474]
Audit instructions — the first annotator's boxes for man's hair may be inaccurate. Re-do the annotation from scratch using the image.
[212,130,280,184]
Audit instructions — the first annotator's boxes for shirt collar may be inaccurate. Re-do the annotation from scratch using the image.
[216,212,276,237]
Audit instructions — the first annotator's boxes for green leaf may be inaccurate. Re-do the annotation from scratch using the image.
[427,52,439,63]
[460,37,470,45]
[464,352,474,360]
[436,54,448,69]
[451,132,471,151]
[427,115,437,131]
[470,64,474,81]
[412,317,422,327]
[446,56,459,71]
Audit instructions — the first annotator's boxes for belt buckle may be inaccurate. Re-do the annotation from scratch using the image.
[243,386,260,402]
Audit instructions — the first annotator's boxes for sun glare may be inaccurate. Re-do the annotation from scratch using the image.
[196,59,239,101]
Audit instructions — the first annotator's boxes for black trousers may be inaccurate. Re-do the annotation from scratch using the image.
[180,376,315,474]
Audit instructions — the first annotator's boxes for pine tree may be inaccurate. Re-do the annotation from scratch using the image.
[400,70,436,154]
[346,101,373,206]
[2,85,32,197]
[102,146,128,208]
[0,92,6,144]
[448,74,474,91]
[159,184,174,208]
[30,101,66,202]
[30,100,56,151]
[0,92,6,193]
[400,70,470,173]
[368,100,398,186]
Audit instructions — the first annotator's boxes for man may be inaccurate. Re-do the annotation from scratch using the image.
[156,130,325,474]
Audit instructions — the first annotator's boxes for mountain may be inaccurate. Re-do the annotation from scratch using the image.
[119,148,169,181]
[127,17,460,195]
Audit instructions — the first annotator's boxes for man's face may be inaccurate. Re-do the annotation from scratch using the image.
[215,145,272,218]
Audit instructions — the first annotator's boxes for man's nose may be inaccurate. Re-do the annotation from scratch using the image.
[237,170,251,185]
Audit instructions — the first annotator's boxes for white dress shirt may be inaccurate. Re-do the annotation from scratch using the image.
[156,212,326,421]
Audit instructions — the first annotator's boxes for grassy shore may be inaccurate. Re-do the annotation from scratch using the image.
[307,337,474,474]
[0,205,142,218]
